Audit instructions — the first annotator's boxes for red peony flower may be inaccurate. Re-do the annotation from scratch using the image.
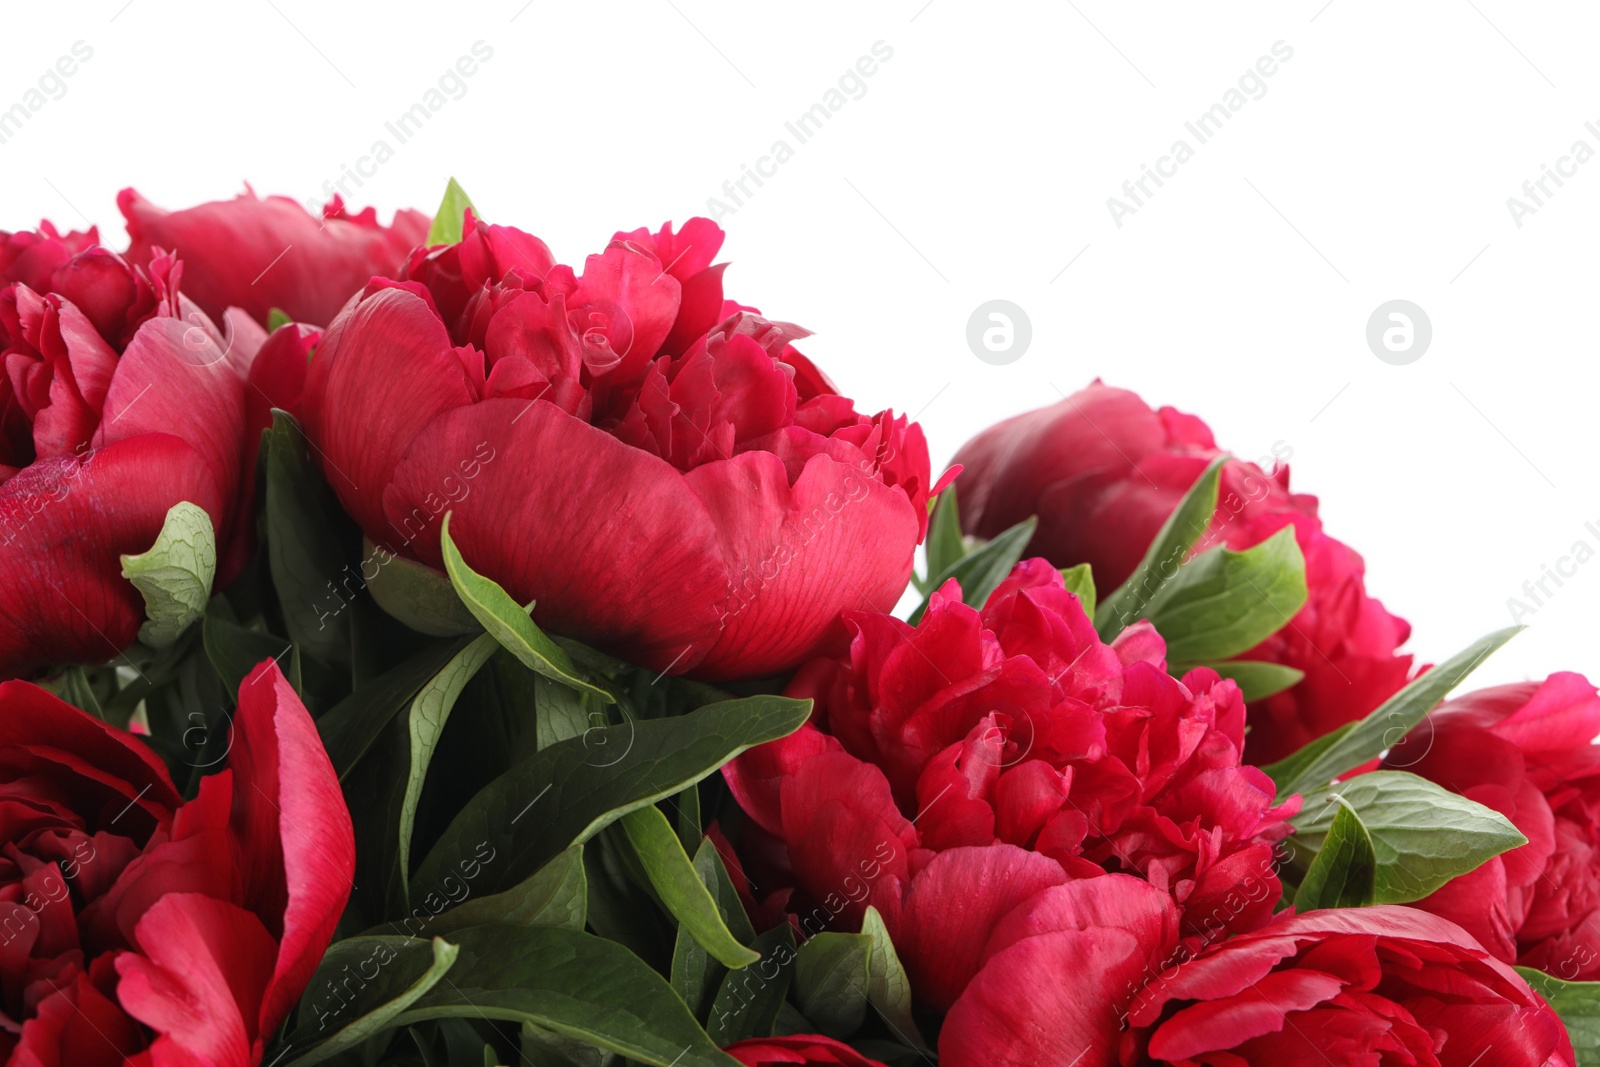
[1120,906,1574,1067]
[938,874,1184,1065]
[0,660,355,1066]
[1,220,99,296]
[1381,672,1600,980]
[0,224,266,679]
[119,188,429,329]
[249,321,320,432]
[951,382,1414,764]
[721,559,1298,1042]
[302,213,933,678]
[726,1034,889,1066]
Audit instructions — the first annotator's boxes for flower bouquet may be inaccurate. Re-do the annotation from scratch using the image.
[0,180,1593,1066]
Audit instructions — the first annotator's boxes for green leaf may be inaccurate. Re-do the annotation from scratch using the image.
[909,515,1037,625]
[124,638,230,769]
[860,906,930,1052]
[407,844,587,936]
[585,824,674,967]
[407,1025,439,1067]
[924,485,965,582]
[1290,771,1527,905]
[413,694,812,901]
[696,840,755,947]
[267,307,292,332]
[1059,562,1096,619]
[519,1022,616,1067]
[264,411,353,664]
[349,590,429,689]
[535,674,595,751]
[1139,527,1308,664]
[285,936,460,1067]
[49,666,106,719]
[317,636,476,779]
[427,177,477,247]
[366,538,481,637]
[1187,660,1304,701]
[672,838,753,1022]
[1515,968,1600,1062]
[792,932,872,1038]
[707,924,796,1044]
[1266,626,1523,800]
[1262,722,1354,800]
[287,925,739,1067]
[1095,455,1226,641]
[775,1002,813,1038]
[1293,797,1377,910]
[201,609,293,696]
[121,501,217,648]
[281,940,457,1062]
[674,783,702,852]
[408,1020,495,1067]
[671,927,717,1028]
[440,514,611,701]
[399,633,500,904]
[622,804,760,968]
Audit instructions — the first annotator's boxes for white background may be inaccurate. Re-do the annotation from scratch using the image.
[3,1,1595,688]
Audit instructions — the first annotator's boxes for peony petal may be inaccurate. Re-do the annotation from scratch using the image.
[228,659,356,1037]
[1407,1001,1570,1067]
[384,397,729,673]
[93,313,248,527]
[1125,934,1301,1026]
[120,187,428,328]
[1490,673,1600,757]
[228,322,320,582]
[573,241,681,382]
[303,285,479,537]
[722,725,840,838]
[895,845,1070,1011]
[938,921,1147,1067]
[1147,967,1347,1060]
[52,300,120,416]
[663,262,728,356]
[78,770,237,953]
[725,1033,889,1066]
[0,435,224,680]
[116,892,279,1067]
[687,451,920,679]
[11,967,147,1067]
[779,749,918,936]
[952,383,1181,588]
[1412,856,1518,963]
[0,680,180,819]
